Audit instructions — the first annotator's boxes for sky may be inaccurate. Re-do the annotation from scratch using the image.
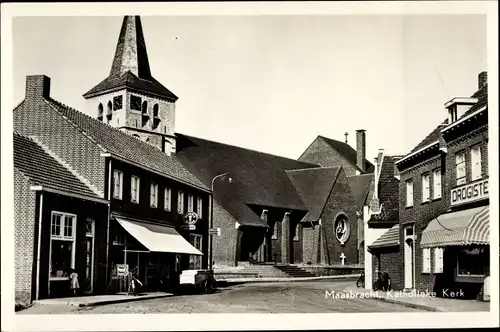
[12,15,486,161]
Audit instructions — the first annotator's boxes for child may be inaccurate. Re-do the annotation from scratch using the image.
[69,268,80,296]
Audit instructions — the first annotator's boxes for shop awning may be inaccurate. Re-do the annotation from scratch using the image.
[115,217,203,255]
[368,224,400,250]
[421,206,489,248]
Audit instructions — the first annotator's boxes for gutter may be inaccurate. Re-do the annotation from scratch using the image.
[29,185,108,204]
[35,192,43,300]
[395,140,439,165]
[441,105,487,133]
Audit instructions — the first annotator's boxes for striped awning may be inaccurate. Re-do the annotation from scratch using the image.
[368,224,400,250]
[421,206,489,248]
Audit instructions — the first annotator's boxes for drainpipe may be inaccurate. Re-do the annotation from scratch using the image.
[35,192,44,300]
[105,158,112,289]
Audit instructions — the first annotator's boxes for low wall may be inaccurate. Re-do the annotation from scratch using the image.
[302,264,363,276]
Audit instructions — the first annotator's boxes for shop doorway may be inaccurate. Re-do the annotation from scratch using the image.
[83,218,95,293]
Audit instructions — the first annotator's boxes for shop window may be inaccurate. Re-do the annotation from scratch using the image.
[196,197,203,218]
[433,168,442,199]
[130,95,142,111]
[406,179,413,207]
[131,175,140,203]
[272,222,278,240]
[113,170,123,199]
[150,182,158,208]
[50,212,76,279]
[164,187,172,211]
[455,151,466,185]
[113,95,123,110]
[471,145,482,181]
[457,247,485,276]
[422,248,431,273]
[434,248,444,273]
[421,173,430,203]
[187,194,194,212]
[189,234,203,270]
[177,191,185,214]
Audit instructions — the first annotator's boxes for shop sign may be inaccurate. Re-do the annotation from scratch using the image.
[183,211,199,225]
[181,224,196,231]
[451,179,488,206]
[209,227,221,236]
[116,264,129,276]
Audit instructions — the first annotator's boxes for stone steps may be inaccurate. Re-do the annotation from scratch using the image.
[275,265,317,278]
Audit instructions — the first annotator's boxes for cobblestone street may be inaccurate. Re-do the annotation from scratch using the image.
[20,280,421,314]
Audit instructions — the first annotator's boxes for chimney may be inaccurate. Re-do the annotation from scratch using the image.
[25,75,51,100]
[478,71,487,89]
[356,129,366,172]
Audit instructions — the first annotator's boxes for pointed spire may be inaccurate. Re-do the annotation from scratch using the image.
[110,16,152,79]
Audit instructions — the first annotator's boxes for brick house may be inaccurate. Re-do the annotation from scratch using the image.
[371,72,489,299]
[14,75,210,303]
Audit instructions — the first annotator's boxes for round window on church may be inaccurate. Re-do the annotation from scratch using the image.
[334,215,350,245]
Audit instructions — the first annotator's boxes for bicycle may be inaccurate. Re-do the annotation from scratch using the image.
[128,266,143,296]
[372,271,391,292]
[356,270,365,288]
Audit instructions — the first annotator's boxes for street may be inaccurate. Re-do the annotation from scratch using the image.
[20,280,421,314]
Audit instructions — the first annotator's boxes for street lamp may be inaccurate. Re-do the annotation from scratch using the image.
[210,172,232,270]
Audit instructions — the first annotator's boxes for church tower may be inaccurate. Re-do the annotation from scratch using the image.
[83,16,178,154]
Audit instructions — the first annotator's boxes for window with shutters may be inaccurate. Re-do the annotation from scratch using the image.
[113,170,123,199]
[177,191,185,214]
[421,173,430,203]
[196,197,203,218]
[187,194,194,212]
[471,145,482,181]
[433,168,442,199]
[455,151,466,185]
[406,179,413,207]
[150,182,158,208]
[434,248,444,273]
[130,176,140,203]
[422,248,431,273]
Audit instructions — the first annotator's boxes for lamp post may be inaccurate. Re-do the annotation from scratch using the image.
[210,172,231,270]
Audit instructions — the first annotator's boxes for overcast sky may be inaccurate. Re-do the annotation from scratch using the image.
[12,15,486,161]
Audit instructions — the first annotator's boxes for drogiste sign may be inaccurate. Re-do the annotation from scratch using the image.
[451,179,488,206]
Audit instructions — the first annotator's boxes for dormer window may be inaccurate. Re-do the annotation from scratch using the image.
[445,97,478,123]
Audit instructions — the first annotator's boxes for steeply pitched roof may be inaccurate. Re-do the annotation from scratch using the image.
[286,167,341,222]
[45,98,208,192]
[409,119,448,153]
[83,16,177,100]
[347,173,374,211]
[175,134,319,222]
[368,224,400,249]
[14,133,99,199]
[369,155,399,223]
[318,136,375,173]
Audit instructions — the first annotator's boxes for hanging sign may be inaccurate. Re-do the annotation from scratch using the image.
[116,264,129,276]
[183,211,199,225]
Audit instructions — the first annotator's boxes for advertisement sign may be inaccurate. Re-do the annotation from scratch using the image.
[451,179,488,206]
[116,264,129,276]
[183,211,199,225]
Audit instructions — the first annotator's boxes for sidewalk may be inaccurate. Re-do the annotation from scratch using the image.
[33,292,173,308]
[342,285,490,312]
[217,274,360,286]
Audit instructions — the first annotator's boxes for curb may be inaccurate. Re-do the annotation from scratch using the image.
[78,294,173,307]
[371,296,443,312]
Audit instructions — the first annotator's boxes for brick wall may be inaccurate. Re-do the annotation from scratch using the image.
[372,247,402,290]
[212,200,238,267]
[14,76,106,196]
[14,168,37,304]
[299,138,359,176]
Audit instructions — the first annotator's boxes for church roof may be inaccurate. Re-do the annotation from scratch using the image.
[317,136,375,173]
[83,16,177,101]
[14,132,99,199]
[347,173,374,211]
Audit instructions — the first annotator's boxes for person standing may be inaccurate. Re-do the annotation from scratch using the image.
[69,268,80,296]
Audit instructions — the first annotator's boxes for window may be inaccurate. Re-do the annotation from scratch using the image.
[50,212,76,279]
[422,248,431,273]
[455,151,466,185]
[153,104,159,117]
[177,191,185,214]
[434,248,444,273]
[164,187,172,211]
[189,234,203,269]
[113,170,123,199]
[142,101,148,114]
[421,173,430,203]
[196,197,203,217]
[150,182,158,208]
[457,247,485,276]
[106,101,112,123]
[113,95,123,110]
[471,145,482,181]
[97,103,103,121]
[293,223,300,241]
[433,168,442,199]
[131,176,140,203]
[187,194,194,212]
[406,179,413,207]
[130,95,142,111]
[84,218,95,291]
[272,222,278,240]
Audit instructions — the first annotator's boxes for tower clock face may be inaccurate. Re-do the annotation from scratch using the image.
[113,95,123,110]
[130,95,142,111]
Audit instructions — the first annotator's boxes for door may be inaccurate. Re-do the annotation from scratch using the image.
[84,218,95,293]
[404,225,415,289]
